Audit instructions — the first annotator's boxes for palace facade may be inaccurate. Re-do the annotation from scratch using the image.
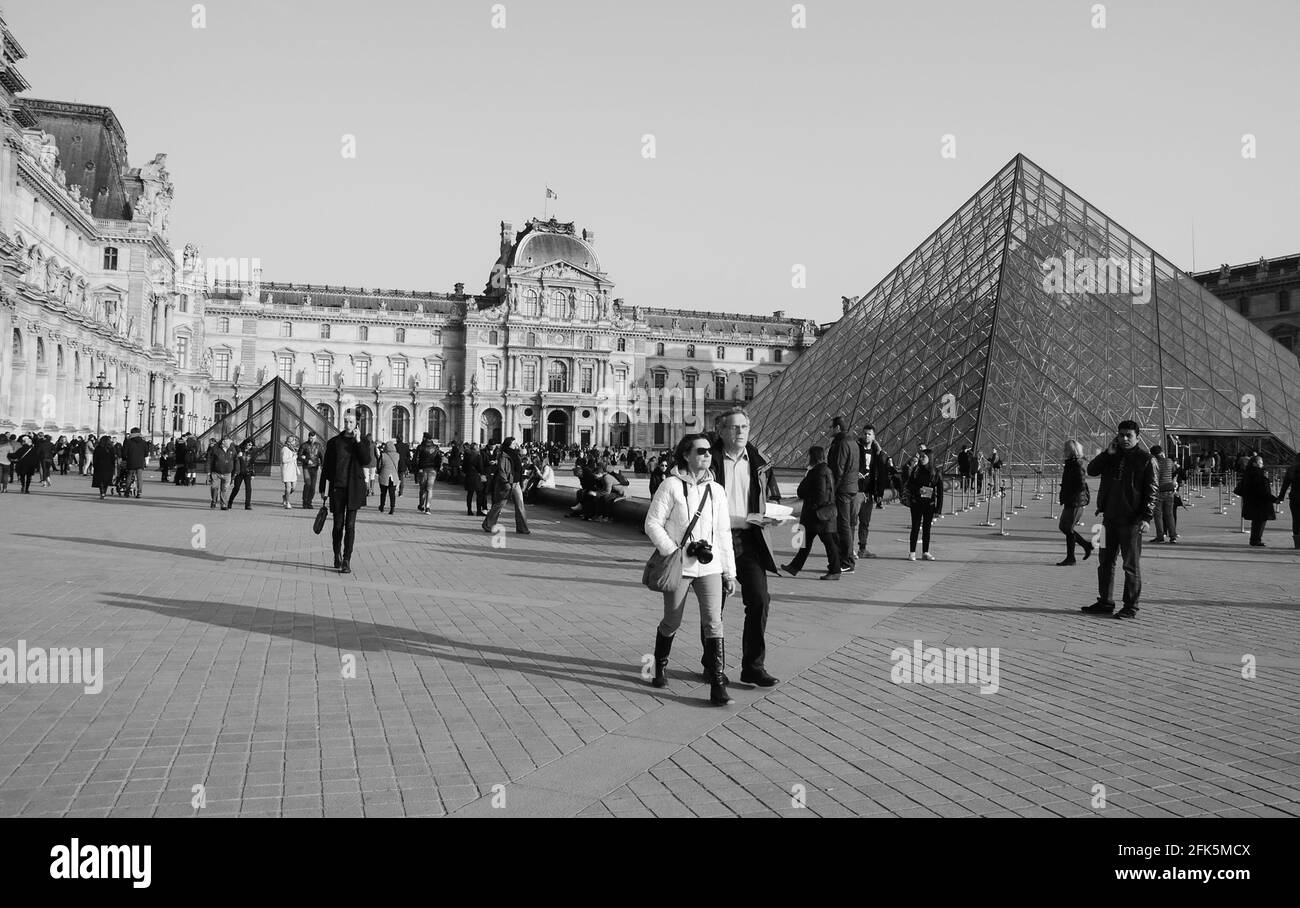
[0,12,205,440]
[203,217,819,448]
[1191,254,1300,358]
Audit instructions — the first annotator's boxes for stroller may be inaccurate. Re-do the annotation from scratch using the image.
[112,456,136,496]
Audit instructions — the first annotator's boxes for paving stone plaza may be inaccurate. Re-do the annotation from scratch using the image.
[0,474,1295,818]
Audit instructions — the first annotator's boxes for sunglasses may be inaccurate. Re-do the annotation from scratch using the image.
[692,448,713,455]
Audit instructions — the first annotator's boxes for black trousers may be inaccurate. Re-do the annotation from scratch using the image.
[1249,517,1268,545]
[729,527,772,673]
[786,524,840,574]
[908,505,934,552]
[228,474,253,508]
[1291,498,1299,546]
[301,465,319,508]
[856,490,875,551]
[1097,520,1143,609]
[330,491,359,560]
[379,482,397,513]
[466,488,486,513]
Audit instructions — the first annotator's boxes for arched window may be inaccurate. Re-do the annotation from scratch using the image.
[581,294,596,320]
[390,405,410,443]
[320,323,331,339]
[716,346,726,359]
[548,361,568,392]
[524,290,540,318]
[172,392,187,431]
[11,329,21,358]
[584,336,593,350]
[548,291,567,319]
[617,338,626,352]
[280,321,293,338]
[655,342,665,356]
[213,399,232,423]
[358,326,369,341]
[57,345,64,372]
[686,344,695,358]
[745,347,754,361]
[36,337,45,364]
[396,327,406,343]
[354,404,373,436]
[489,330,498,345]
[74,350,81,378]
[527,332,537,347]
[427,407,446,440]
[317,402,336,426]
[103,247,119,270]
[179,294,189,313]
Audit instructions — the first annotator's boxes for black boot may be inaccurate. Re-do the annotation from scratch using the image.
[700,628,729,683]
[651,632,672,688]
[1076,532,1094,561]
[705,637,733,705]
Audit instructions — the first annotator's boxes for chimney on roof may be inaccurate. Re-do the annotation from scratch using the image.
[773,310,785,319]
[500,221,513,258]
[582,228,596,245]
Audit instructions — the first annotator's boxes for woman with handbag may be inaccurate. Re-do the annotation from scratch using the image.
[1238,455,1275,547]
[779,445,841,579]
[905,447,943,560]
[1057,440,1094,565]
[643,433,737,705]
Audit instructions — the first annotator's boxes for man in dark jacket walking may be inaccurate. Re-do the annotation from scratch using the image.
[122,428,149,498]
[828,416,861,574]
[297,430,324,509]
[709,407,783,686]
[320,411,373,573]
[856,425,886,559]
[1083,420,1156,620]
[227,439,258,510]
[414,433,440,514]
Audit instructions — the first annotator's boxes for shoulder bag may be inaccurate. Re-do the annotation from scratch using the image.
[643,480,713,592]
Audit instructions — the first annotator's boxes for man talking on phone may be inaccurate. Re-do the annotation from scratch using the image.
[321,409,373,574]
[1083,419,1156,619]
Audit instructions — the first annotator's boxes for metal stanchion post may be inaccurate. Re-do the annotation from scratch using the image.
[1048,478,1057,520]
[979,480,995,527]
[998,481,1009,536]
[1014,474,1027,509]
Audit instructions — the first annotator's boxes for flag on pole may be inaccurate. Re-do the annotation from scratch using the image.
[546,187,558,200]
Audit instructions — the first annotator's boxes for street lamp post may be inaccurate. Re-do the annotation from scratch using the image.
[122,395,132,441]
[161,404,170,441]
[137,398,145,436]
[86,372,115,437]
[149,402,157,444]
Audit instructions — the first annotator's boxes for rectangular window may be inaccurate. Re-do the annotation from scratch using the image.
[615,370,627,396]
[744,375,756,401]
[278,355,293,383]
[581,366,593,394]
[1239,297,1250,317]
[1280,290,1292,313]
[715,375,726,400]
[523,361,537,392]
[355,360,369,387]
[392,361,406,388]
[653,371,665,389]
[215,351,230,382]
[429,362,443,389]
[432,329,442,345]
[316,359,331,386]
[176,335,188,368]
[685,373,697,412]
[486,362,499,391]
[654,421,666,445]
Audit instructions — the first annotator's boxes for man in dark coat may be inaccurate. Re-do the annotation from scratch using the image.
[122,428,149,498]
[320,410,373,573]
[1084,420,1156,620]
[708,407,783,686]
[297,430,324,509]
[827,416,861,574]
[856,425,887,558]
[957,445,973,491]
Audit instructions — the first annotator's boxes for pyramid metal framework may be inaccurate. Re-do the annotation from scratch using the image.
[194,377,337,475]
[749,154,1300,469]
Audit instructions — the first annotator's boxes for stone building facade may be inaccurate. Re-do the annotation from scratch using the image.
[1191,254,1300,358]
[0,13,204,439]
[202,217,819,447]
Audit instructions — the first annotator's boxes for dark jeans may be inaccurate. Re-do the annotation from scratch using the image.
[330,501,359,560]
[1059,505,1090,558]
[228,474,253,508]
[727,527,772,674]
[466,488,487,514]
[1153,496,1178,540]
[908,505,934,553]
[856,490,874,551]
[379,482,398,513]
[786,525,840,574]
[1097,520,1143,609]
[1249,517,1268,545]
[835,490,860,568]
[301,465,320,508]
[483,483,528,532]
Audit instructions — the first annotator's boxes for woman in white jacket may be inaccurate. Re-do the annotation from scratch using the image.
[280,438,299,509]
[644,433,737,705]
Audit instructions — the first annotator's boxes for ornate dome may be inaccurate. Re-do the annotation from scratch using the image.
[511,231,600,273]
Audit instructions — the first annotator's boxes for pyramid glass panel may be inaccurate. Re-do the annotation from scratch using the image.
[194,377,336,475]
[749,154,1300,468]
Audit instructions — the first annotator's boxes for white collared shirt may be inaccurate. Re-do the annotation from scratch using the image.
[722,446,751,529]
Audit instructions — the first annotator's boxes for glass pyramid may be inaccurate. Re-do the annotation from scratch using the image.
[195,377,336,475]
[749,154,1300,469]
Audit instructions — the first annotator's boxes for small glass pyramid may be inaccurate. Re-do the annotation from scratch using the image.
[195,377,336,474]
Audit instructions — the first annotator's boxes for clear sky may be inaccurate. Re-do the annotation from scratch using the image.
[9,0,1298,323]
